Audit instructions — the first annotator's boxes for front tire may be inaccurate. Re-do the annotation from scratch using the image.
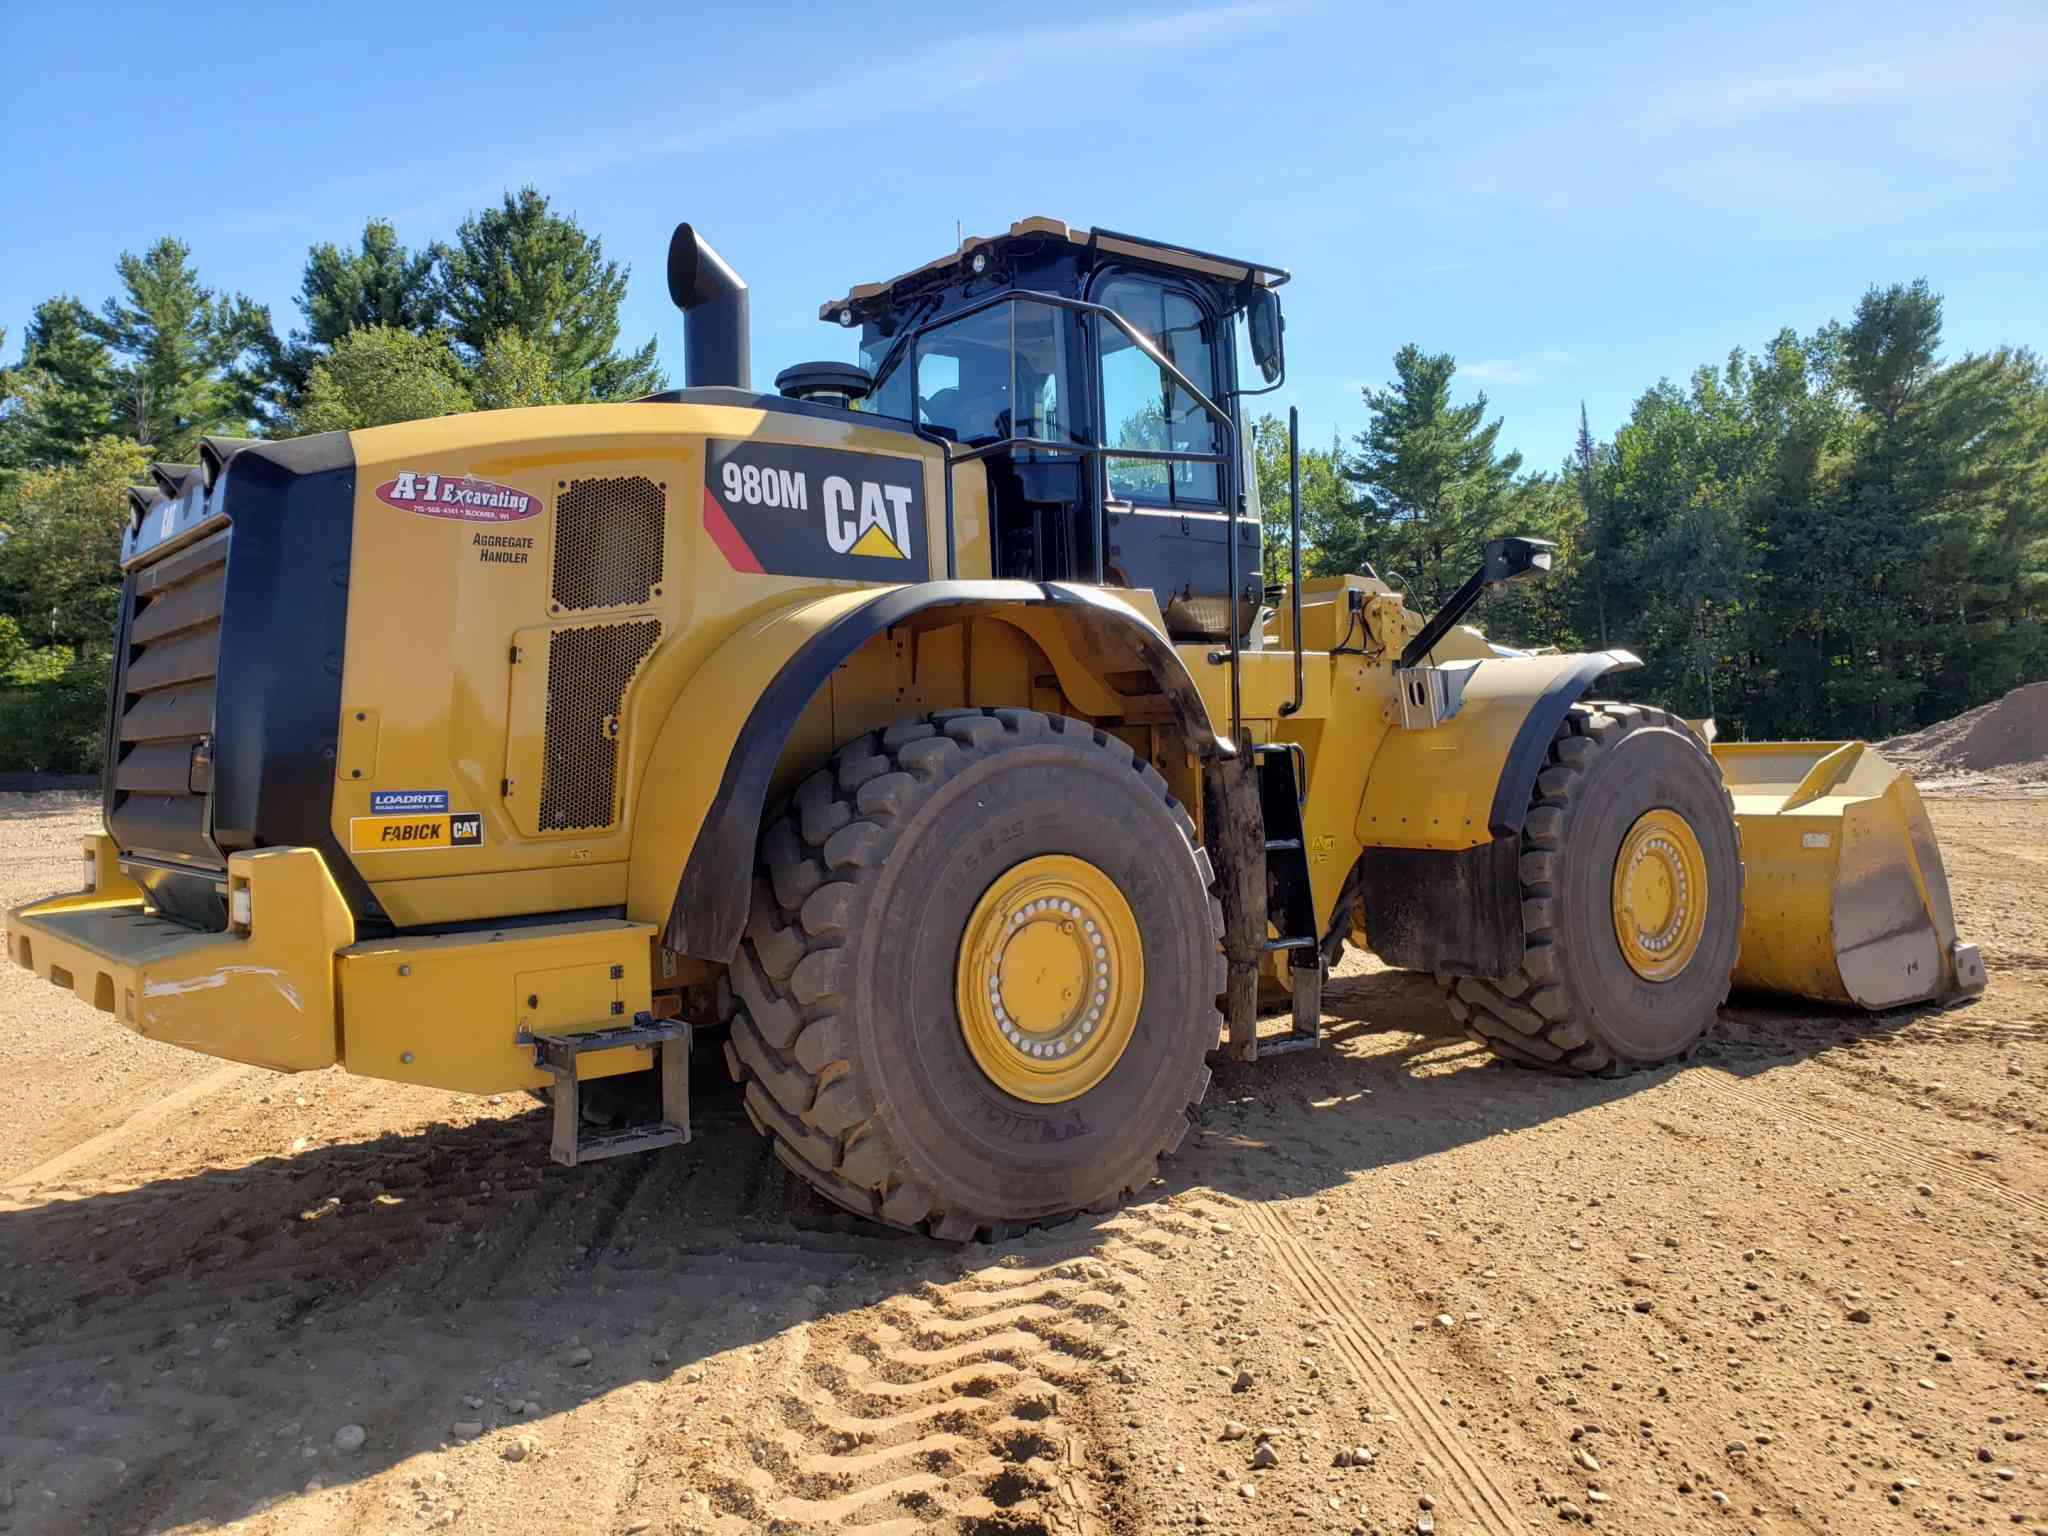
[726,709,1222,1240]
[1446,703,1742,1075]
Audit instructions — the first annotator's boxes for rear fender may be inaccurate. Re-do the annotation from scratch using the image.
[626,580,1223,962]
[1354,649,1639,976]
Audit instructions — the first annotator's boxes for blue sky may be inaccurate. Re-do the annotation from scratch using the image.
[3,0,2044,468]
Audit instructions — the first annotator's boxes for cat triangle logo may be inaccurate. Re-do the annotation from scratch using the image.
[848,521,908,559]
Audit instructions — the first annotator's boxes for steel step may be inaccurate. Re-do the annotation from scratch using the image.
[530,1016,691,1167]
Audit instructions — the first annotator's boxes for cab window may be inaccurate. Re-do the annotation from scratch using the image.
[1096,276,1222,505]
[860,301,1072,446]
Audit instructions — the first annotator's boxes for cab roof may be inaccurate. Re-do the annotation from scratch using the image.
[817,216,1290,322]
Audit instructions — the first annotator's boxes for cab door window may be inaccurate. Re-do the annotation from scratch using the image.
[1096,277,1221,505]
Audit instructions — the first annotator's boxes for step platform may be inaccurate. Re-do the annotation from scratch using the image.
[530,1014,691,1167]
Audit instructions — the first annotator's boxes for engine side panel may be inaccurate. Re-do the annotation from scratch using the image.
[335,400,951,930]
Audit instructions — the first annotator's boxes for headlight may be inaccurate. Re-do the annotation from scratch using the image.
[231,887,253,927]
[82,854,97,893]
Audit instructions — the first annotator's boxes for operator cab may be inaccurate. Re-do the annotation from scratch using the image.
[813,218,1289,641]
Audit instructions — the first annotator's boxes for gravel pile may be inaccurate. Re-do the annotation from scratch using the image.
[1881,680,2048,788]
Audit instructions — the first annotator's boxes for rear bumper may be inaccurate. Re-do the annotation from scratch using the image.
[8,834,659,1091]
[7,836,355,1071]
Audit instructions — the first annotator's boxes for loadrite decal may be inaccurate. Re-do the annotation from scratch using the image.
[349,812,484,852]
[702,439,928,581]
[376,471,541,524]
[369,789,448,814]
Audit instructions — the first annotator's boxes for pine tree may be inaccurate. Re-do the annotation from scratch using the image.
[87,239,272,457]
[0,300,119,474]
[258,218,444,416]
[436,187,663,403]
[1344,345,1529,611]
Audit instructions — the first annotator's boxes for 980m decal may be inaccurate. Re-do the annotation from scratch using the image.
[703,439,927,581]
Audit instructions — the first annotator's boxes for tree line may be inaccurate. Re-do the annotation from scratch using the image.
[2,195,2042,771]
[0,188,663,770]
[1252,281,2046,742]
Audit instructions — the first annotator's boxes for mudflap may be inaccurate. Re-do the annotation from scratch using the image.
[1356,836,1524,978]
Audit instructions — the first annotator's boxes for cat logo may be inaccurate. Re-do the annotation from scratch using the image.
[823,475,914,560]
[703,438,929,582]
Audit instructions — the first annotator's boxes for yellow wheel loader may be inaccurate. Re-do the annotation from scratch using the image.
[6,217,1985,1238]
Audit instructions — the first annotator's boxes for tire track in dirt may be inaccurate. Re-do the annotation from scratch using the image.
[706,1211,1177,1535]
[1214,1192,1534,1536]
[1693,1070,2048,1221]
[0,1100,908,1536]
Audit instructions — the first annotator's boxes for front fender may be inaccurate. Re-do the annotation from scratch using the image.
[1354,649,1639,976]
[627,580,1223,962]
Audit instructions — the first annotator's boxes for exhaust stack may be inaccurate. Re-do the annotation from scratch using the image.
[666,223,750,390]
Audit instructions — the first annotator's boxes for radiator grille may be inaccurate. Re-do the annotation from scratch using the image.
[539,620,662,832]
[552,475,665,612]
[109,527,230,872]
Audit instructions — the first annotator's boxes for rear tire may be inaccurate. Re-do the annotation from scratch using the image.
[726,709,1222,1240]
[1445,703,1741,1075]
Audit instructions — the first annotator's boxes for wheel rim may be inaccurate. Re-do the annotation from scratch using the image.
[955,855,1144,1104]
[1611,808,1710,982]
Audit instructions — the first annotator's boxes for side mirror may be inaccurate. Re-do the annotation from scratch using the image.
[1480,535,1556,586]
[1247,288,1285,384]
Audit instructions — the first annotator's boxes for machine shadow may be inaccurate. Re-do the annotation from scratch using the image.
[0,968,1952,1529]
[0,1084,926,1530]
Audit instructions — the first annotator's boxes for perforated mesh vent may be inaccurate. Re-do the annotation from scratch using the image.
[552,475,665,611]
[540,620,662,831]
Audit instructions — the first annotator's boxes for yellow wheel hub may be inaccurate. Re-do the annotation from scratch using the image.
[956,855,1143,1104]
[1611,808,1710,981]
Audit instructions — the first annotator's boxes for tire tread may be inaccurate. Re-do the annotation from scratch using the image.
[1445,702,1741,1077]
[726,710,1222,1240]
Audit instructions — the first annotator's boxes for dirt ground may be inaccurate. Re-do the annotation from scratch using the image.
[1,790,2043,1536]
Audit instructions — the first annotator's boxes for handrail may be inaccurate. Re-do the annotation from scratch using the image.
[1279,406,1303,717]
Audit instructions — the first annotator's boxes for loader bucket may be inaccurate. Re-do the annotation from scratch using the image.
[1710,741,1987,1010]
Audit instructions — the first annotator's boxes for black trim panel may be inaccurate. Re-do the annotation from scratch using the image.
[1485,649,1641,838]
[208,433,381,924]
[668,582,1223,961]
[1359,837,1523,979]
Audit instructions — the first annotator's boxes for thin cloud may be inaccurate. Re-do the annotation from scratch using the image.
[529,1,1315,184]
[218,1,1313,239]
[1907,227,2048,253]
[1461,350,1575,387]
[1651,25,2048,126]
[1418,9,2046,234]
